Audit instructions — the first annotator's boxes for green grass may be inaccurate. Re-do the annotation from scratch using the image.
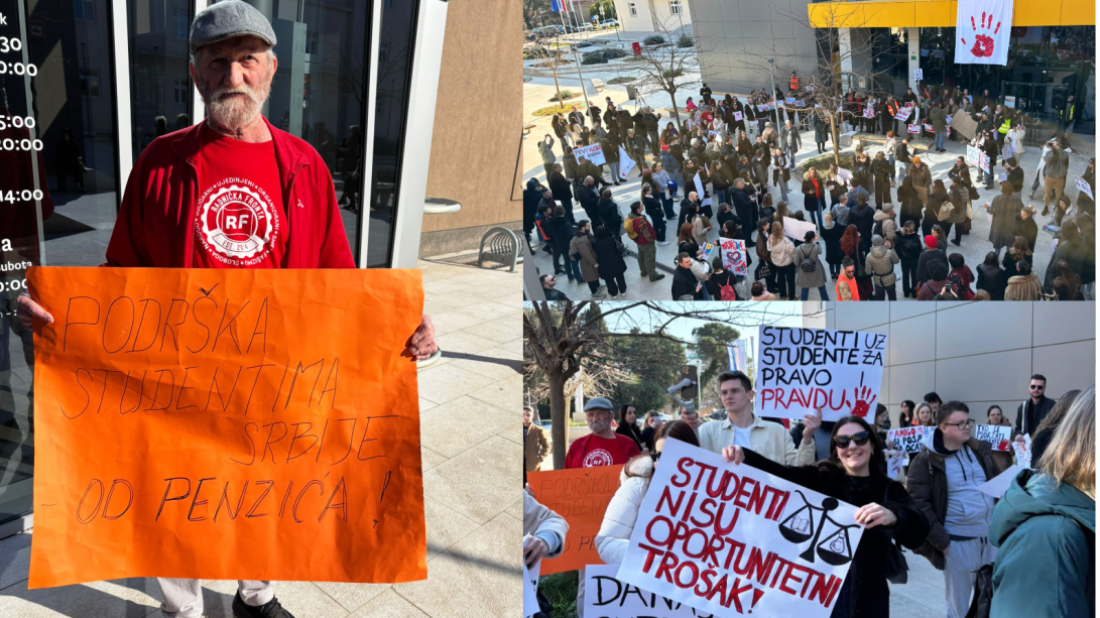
[539,571,579,618]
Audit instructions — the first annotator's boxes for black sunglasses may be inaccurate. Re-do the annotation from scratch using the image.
[833,431,870,449]
[1030,385,1045,390]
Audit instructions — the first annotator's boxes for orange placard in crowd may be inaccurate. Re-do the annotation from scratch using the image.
[26,267,426,588]
[528,465,622,575]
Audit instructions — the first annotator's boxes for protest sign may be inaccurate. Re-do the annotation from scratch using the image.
[617,439,865,618]
[27,267,427,588]
[886,426,934,454]
[907,124,921,134]
[1004,96,1015,109]
[973,424,1012,451]
[997,173,1007,183]
[524,559,542,618]
[1013,435,1032,468]
[574,142,606,165]
[978,465,1026,499]
[757,105,767,113]
[795,100,806,108]
[709,130,720,141]
[733,111,743,122]
[694,173,705,200]
[754,326,887,422]
[913,68,924,81]
[949,113,978,140]
[1001,142,1014,163]
[702,242,716,260]
[1075,175,1093,200]
[836,168,852,184]
[887,453,906,480]
[785,97,795,105]
[528,465,623,575]
[863,106,875,119]
[619,146,637,179]
[586,564,715,618]
[978,152,991,173]
[781,217,817,243]
[719,237,748,276]
[893,107,913,122]
[966,145,980,167]
[922,123,933,133]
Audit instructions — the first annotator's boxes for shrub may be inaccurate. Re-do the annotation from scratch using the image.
[581,48,629,64]
[677,34,695,48]
[643,35,666,46]
[549,90,577,102]
[663,68,684,78]
[608,76,636,84]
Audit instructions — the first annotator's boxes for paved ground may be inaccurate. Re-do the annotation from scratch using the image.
[523,65,1096,302]
[888,543,949,617]
[0,257,523,618]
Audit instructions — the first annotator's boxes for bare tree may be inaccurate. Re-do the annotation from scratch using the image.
[523,301,795,469]
[629,17,703,124]
[737,1,904,166]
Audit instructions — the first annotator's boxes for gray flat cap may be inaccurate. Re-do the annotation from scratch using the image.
[190,0,277,54]
[584,398,613,411]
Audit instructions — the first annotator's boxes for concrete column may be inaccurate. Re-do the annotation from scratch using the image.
[839,27,853,91]
[907,27,920,92]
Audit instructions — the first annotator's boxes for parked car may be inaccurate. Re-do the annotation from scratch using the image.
[599,19,618,28]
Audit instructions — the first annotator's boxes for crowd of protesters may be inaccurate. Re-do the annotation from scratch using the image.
[525,78,1095,301]
[525,368,1095,618]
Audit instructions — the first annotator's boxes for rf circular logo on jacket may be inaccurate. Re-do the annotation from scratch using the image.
[196,178,281,265]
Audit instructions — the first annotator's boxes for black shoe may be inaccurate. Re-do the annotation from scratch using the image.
[233,593,296,618]
[652,273,666,282]
[1041,207,1050,217]
[951,239,961,246]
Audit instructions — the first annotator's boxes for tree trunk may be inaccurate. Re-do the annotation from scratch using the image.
[829,112,840,167]
[549,370,569,470]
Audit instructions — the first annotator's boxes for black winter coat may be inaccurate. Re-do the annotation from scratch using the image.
[894,230,922,262]
[850,204,876,243]
[597,198,623,235]
[977,264,1007,300]
[819,222,845,265]
[1014,215,1038,253]
[543,216,575,255]
[592,236,627,279]
[742,449,929,618]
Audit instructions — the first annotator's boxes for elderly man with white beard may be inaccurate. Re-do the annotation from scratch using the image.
[16,2,437,617]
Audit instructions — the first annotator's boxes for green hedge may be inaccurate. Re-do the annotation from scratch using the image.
[644,35,666,46]
[581,48,629,64]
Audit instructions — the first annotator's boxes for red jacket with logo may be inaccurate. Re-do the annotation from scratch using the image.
[105,116,354,268]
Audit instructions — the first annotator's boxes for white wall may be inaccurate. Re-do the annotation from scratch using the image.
[613,0,692,33]
[811,302,1095,428]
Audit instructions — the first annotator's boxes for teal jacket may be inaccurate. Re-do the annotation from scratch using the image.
[989,470,1095,618]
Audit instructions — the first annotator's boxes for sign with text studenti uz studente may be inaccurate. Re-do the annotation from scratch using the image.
[616,439,864,618]
[27,267,427,588]
[754,326,886,422]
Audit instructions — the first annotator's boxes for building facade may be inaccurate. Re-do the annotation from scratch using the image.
[689,0,1094,135]
[805,302,1096,428]
[612,0,692,33]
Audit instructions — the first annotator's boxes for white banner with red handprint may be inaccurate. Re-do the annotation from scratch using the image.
[754,327,887,422]
[955,0,1013,65]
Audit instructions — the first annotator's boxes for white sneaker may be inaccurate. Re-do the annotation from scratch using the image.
[658,241,670,246]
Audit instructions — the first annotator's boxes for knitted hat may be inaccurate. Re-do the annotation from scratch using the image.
[872,235,885,246]
[924,235,937,249]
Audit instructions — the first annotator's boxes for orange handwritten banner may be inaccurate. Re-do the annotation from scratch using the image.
[528,465,622,575]
[26,267,426,588]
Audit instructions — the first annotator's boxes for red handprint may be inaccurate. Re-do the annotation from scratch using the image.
[850,385,878,418]
[961,12,1001,58]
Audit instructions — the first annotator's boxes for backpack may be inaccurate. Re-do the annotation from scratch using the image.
[799,245,817,273]
[624,217,639,240]
[873,218,884,238]
[719,279,737,300]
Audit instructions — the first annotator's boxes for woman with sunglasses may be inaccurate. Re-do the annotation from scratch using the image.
[722,414,929,618]
[594,421,699,566]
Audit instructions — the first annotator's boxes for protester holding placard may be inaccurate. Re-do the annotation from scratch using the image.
[18,4,439,613]
[984,406,1014,473]
[989,385,1095,618]
[721,415,929,618]
[524,492,569,568]
[908,402,999,618]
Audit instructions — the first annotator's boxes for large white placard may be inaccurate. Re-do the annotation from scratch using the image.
[719,237,748,276]
[966,145,981,167]
[973,424,1012,452]
[978,465,1026,499]
[955,0,1014,66]
[524,559,541,618]
[574,142,606,165]
[914,68,924,81]
[619,146,637,179]
[755,326,887,422]
[1013,434,1033,468]
[1075,175,1093,200]
[781,216,817,243]
[733,111,743,122]
[886,426,934,454]
[616,440,865,618]
[694,173,705,199]
[586,564,716,618]
[893,107,913,122]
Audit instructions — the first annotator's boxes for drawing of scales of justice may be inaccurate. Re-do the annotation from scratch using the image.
[778,490,859,565]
